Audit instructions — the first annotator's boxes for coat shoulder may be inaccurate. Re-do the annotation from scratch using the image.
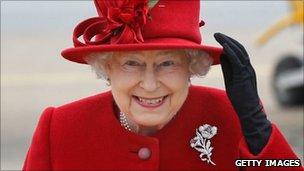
[49,90,114,132]
[56,90,112,111]
[189,85,234,110]
[188,85,241,130]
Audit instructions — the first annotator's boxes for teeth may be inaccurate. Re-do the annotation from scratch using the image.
[138,96,164,104]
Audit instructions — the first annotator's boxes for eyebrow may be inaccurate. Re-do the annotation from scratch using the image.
[129,51,174,56]
[119,52,143,58]
[156,51,186,60]
[118,50,182,58]
[156,50,175,56]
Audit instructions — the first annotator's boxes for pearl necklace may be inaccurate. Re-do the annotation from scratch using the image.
[119,112,132,132]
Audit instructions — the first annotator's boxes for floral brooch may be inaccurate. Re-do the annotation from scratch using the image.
[190,124,218,165]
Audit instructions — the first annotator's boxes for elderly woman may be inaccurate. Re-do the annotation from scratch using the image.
[23,0,302,170]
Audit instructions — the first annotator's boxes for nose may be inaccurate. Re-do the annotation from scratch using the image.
[139,68,160,92]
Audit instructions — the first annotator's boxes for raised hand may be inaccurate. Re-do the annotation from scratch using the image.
[214,32,272,155]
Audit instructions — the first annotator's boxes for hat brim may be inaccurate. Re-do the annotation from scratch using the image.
[61,38,223,65]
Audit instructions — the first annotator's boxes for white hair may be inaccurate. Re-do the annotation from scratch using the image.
[84,49,213,80]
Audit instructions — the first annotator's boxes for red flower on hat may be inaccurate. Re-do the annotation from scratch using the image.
[74,0,158,47]
[101,0,149,43]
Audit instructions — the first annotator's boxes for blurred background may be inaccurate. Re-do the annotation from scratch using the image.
[1,1,303,170]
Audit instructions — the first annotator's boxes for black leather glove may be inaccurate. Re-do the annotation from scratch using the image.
[214,32,272,155]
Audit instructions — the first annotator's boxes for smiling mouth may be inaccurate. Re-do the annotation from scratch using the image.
[133,95,168,108]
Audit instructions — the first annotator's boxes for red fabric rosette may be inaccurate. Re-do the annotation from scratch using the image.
[74,0,149,47]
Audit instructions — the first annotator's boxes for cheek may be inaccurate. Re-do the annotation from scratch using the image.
[109,70,140,113]
[161,69,190,91]
[169,82,189,111]
[109,65,141,91]
[160,71,190,110]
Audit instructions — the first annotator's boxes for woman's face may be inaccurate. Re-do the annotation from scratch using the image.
[106,50,191,129]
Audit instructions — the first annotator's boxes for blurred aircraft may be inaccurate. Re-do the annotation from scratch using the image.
[256,1,303,45]
[256,1,304,106]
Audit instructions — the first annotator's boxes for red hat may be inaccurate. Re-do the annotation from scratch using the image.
[61,0,223,65]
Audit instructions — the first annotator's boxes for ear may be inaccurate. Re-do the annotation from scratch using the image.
[101,52,116,79]
[103,60,112,79]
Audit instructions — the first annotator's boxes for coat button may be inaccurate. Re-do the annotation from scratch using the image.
[138,147,151,160]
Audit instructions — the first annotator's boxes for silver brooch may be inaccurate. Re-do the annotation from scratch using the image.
[190,124,218,165]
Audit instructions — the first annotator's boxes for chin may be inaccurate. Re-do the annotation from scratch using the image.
[131,111,172,128]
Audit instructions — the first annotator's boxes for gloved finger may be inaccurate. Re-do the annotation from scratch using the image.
[225,39,249,65]
[215,33,243,67]
[222,43,244,68]
[247,64,257,89]
[223,36,250,65]
[216,33,249,58]
[215,33,249,65]
[220,55,233,85]
[214,32,227,46]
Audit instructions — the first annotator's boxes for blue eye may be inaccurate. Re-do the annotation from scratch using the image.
[160,61,175,67]
[124,60,141,66]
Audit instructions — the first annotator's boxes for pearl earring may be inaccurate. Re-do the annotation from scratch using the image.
[106,78,111,86]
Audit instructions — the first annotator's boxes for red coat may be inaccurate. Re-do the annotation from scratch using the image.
[23,85,303,170]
